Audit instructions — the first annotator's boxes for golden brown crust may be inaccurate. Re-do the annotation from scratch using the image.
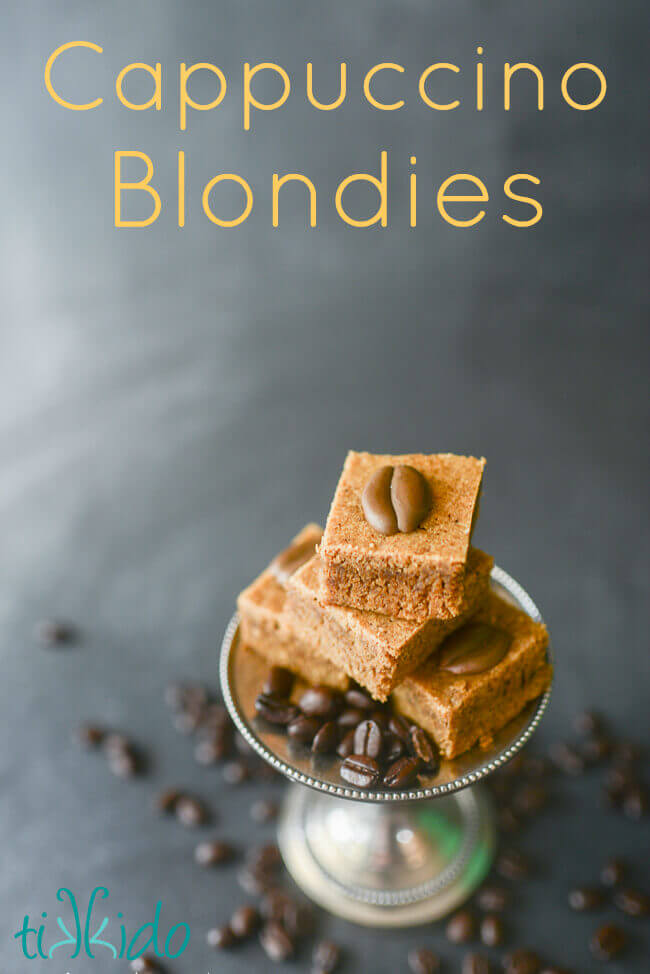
[319,451,485,620]
[286,549,492,701]
[236,524,349,691]
[391,592,552,758]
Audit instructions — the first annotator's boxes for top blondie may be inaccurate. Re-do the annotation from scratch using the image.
[319,451,486,622]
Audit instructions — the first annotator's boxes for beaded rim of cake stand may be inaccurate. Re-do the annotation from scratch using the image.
[219,564,552,803]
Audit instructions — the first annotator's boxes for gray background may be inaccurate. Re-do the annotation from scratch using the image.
[0,1,647,971]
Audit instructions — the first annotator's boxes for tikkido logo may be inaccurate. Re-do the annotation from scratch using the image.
[13,887,190,963]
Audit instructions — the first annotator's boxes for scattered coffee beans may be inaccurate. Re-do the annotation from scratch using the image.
[259,921,294,961]
[206,924,236,949]
[312,938,341,973]
[614,887,650,917]
[589,923,626,960]
[408,946,439,974]
[446,909,475,944]
[502,948,541,974]
[568,886,604,911]
[194,840,234,867]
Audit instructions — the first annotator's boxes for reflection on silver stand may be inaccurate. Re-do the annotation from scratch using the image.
[220,566,551,927]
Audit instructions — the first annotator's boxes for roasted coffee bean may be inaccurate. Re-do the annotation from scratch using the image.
[155,788,182,814]
[463,954,491,974]
[261,888,291,922]
[409,726,439,771]
[312,721,339,755]
[604,764,635,795]
[590,923,626,960]
[195,734,228,765]
[263,666,294,699]
[164,682,188,711]
[255,693,299,726]
[581,734,611,764]
[480,914,504,947]
[446,909,475,944]
[497,848,531,880]
[353,719,383,759]
[175,795,208,827]
[477,885,509,912]
[222,760,250,785]
[344,688,374,711]
[237,865,273,895]
[568,886,604,911]
[299,686,342,719]
[573,710,603,736]
[340,754,380,789]
[362,464,429,535]
[230,904,260,938]
[36,619,76,646]
[206,924,236,949]
[611,739,640,766]
[336,728,356,759]
[438,622,511,675]
[337,707,365,729]
[503,949,540,974]
[385,734,406,763]
[173,709,203,734]
[107,746,140,778]
[283,898,313,938]
[259,921,294,961]
[622,784,647,819]
[251,798,278,823]
[166,682,208,714]
[194,840,234,867]
[75,723,105,749]
[513,783,548,816]
[383,756,421,789]
[247,842,282,873]
[288,714,322,744]
[549,741,585,776]
[614,887,650,917]
[199,702,229,731]
[601,857,625,887]
[130,955,162,972]
[103,732,131,754]
[312,938,341,973]
[388,714,411,743]
[407,946,439,974]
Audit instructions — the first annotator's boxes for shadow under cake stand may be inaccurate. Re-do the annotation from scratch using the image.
[220,565,552,927]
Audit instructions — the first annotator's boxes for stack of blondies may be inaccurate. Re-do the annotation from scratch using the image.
[238,451,552,762]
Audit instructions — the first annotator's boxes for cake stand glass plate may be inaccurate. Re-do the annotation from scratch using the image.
[220,565,552,926]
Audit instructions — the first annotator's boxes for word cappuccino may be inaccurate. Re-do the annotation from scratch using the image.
[45,43,608,231]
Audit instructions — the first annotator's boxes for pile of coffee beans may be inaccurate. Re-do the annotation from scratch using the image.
[254,667,439,790]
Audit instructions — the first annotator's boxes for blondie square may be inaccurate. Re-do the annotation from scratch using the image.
[319,451,486,622]
[237,524,349,691]
[286,548,493,702]
[391,591,552,758]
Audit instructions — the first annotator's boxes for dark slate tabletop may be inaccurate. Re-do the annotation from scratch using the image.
[0,1,647,971]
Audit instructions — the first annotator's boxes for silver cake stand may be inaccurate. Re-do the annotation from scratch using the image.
[220,565,552,927]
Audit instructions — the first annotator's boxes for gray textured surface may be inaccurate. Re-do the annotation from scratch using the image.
[0,1,648,971]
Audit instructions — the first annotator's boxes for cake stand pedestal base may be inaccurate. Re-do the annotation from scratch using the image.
[278,782,495,927]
